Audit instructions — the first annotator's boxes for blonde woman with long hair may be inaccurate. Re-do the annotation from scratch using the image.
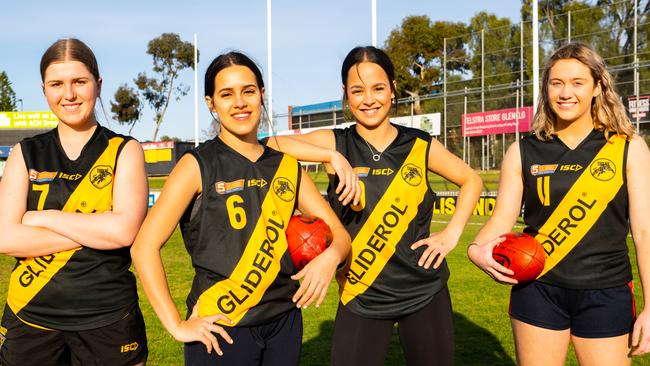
[468,42,650,365]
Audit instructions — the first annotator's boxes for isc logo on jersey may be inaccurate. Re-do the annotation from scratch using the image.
[215,178,271,195]
[531,164,583,176]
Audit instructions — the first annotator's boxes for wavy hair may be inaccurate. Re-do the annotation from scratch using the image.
[532,42,634,140]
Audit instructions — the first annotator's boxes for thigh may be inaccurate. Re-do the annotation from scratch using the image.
[67,306,148,366]
[570,283,636,338]
[330,303,394,366]
[511,318,570,366]
[0,306,69,366]
[260,308,302,366]
[572,334,631,366]
[397,286,454,366]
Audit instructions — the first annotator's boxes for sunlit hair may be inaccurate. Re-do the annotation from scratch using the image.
[341,46,397,120]
[532,42,634,140]
[40,39,100,82]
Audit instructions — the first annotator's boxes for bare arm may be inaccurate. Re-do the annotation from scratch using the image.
[627,135,650,356]
[0,144,80,257]
[22,140,148,250]
[131,154,232,355]
[290,168,351,308]
[466,142,522,284]
[411,138,483,269]
[266,130,360,206]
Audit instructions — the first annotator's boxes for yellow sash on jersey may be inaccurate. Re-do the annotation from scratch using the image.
[339,139,428,305]
[8,137,124,321]
[535,135,626,278]
[198,155,298,326]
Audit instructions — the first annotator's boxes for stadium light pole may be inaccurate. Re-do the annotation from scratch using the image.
[17,98,23,112]
[443,38,447,148]
[371,0,377,47]
[533,0,539,114]
[267,0,273,135]
[193,33,199,147]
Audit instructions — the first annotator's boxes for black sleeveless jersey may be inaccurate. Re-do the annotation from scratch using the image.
[7,125,138,331]
[520,130,631,289]
[328,124,447,319]
[180,137,300,327]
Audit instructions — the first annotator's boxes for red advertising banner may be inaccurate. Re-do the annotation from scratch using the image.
[462,106,533,137]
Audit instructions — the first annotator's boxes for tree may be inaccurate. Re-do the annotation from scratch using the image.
[111,84,142,136]
[467,12,520,107]
[0,71,17,112]
[384,16,468,114]
[136,33,196,141]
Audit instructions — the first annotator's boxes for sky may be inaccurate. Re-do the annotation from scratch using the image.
[1,0,522,142]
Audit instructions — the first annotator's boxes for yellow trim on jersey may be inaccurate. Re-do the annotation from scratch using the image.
[338,138,428,305]
[535,135,626,278]
[537,176,551,206]
[8,137,124,320]
[198,155,298,326]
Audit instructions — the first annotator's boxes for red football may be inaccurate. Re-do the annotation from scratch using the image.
[286,214,333,271]
[492,232,546,283]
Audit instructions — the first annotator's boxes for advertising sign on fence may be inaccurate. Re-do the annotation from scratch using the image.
[434,192,497,216]
[0,112,59,129]
[462,106,533,137]
[625,94,650,121]
[391,113,441,135]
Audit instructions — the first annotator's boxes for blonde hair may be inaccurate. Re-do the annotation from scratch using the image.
[532,42,634,140]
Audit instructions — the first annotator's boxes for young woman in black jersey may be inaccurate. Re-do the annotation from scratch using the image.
[130,51,351,365]
[264,46,482,366]
[468,43,650,365]
[0,39,148,365]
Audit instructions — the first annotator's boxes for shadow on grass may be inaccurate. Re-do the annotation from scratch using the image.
[300,313,514,365]
[454,312,515,366]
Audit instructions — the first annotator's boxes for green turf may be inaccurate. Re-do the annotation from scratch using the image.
[1,215,649,365]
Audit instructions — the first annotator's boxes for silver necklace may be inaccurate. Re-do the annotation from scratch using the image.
[362,138,382,161]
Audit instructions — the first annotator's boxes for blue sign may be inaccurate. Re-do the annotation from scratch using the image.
[0,146,13,158]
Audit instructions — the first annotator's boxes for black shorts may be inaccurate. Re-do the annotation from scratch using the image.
[184,307,302,366]
[509,281,636,338]
[0,305,148,366]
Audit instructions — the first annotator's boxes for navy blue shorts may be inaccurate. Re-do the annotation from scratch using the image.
[184,307,302,366]
[509,281,636,338]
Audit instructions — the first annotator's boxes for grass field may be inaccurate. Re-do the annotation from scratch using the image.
[1,214,649,365]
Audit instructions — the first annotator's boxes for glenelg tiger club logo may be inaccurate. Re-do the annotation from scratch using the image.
[89,165,114,189]
[272,177,295,202]
[401,163,423,186]
[589,158,615,181]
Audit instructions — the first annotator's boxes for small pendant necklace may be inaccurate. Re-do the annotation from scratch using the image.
[362,138,382,162]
